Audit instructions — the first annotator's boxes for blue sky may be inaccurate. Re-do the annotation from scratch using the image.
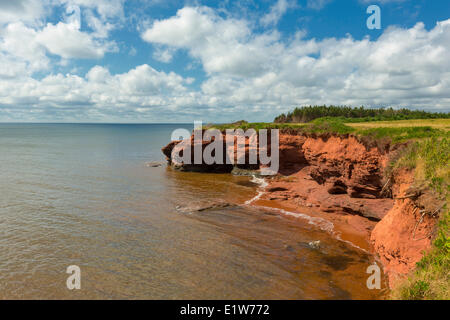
[0,0,449,122]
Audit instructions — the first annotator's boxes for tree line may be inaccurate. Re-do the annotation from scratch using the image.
[274,105,450,123]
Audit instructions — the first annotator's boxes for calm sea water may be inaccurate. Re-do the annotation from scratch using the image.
[0,124,383,299]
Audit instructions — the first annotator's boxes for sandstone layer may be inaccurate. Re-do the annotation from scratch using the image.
[162,131,439,287]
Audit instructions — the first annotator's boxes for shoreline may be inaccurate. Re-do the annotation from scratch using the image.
[243,174,376,253]
[161,130,440,291]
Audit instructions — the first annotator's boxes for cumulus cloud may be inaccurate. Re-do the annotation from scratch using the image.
[57,0,125,38]
[56,0,125,20]
[261,0,294,27]
[0,0,47,25]
[0,0,119,75]
[0,64,193,121]
[152,47,175,63]
[0,22,49,77]
[139,7,450,117]
[1,4,450,122]
[36,22,116,59]
[142,7,282,77]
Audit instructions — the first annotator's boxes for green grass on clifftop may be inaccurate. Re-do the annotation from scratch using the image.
[209,118,450,143]
[274,105,450,123]
[390,137,449,300]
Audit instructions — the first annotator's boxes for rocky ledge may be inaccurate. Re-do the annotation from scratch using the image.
[162,131,439,288]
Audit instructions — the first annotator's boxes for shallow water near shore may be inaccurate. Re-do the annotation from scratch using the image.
[0,123,385,299]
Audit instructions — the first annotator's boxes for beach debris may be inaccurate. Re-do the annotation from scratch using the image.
[308,240,321,249]
[146,161,163,167]
[175,201,235,214]
[231,167,262,177]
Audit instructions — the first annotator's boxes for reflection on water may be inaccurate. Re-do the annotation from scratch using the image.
[0,124,384,299]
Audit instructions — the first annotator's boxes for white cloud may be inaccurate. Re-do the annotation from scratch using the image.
[56,0,125,20]
[142,7,227,48]
[129,46,137,56]
[1,4,450,122]
[36,22,116,59]
[142,7,282,77]
[140,7,450,119]
[57,0,125,38]
[0,1,120,67]
[84,9,115,38]
[152,47,175,63]
[0,22,50,77]
[0,64,191,120]
[261,0,294,27]
[115,64,187,95]
[0,0,47,25]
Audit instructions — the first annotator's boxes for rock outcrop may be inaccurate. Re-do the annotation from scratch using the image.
[300,135,389,199]
[161,131,259,173]
[370,169,439,287]
[161,131,439,288]
[163,132,390,199]
[262,134,393,222]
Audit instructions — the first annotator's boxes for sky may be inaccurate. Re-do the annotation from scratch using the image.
[0,0,449,123]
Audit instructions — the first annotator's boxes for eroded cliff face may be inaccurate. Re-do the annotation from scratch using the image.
[161,132,260,173]
[268,134,393,222]
[161,132,438,288]
[370,169,438,287]
[294,135,389,199]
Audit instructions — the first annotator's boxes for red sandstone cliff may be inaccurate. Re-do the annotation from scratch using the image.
[161,131,438,288]
[371,169,439,287]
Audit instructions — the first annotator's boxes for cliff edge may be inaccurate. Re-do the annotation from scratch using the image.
[162,131,440,289]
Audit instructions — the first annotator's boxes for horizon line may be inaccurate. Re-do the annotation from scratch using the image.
[0,122,207,125]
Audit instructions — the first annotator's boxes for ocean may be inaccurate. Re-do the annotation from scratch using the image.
[0,123,382,299]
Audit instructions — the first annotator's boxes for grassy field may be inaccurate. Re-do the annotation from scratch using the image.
[346,119,450,130]
[209,118,450,143]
